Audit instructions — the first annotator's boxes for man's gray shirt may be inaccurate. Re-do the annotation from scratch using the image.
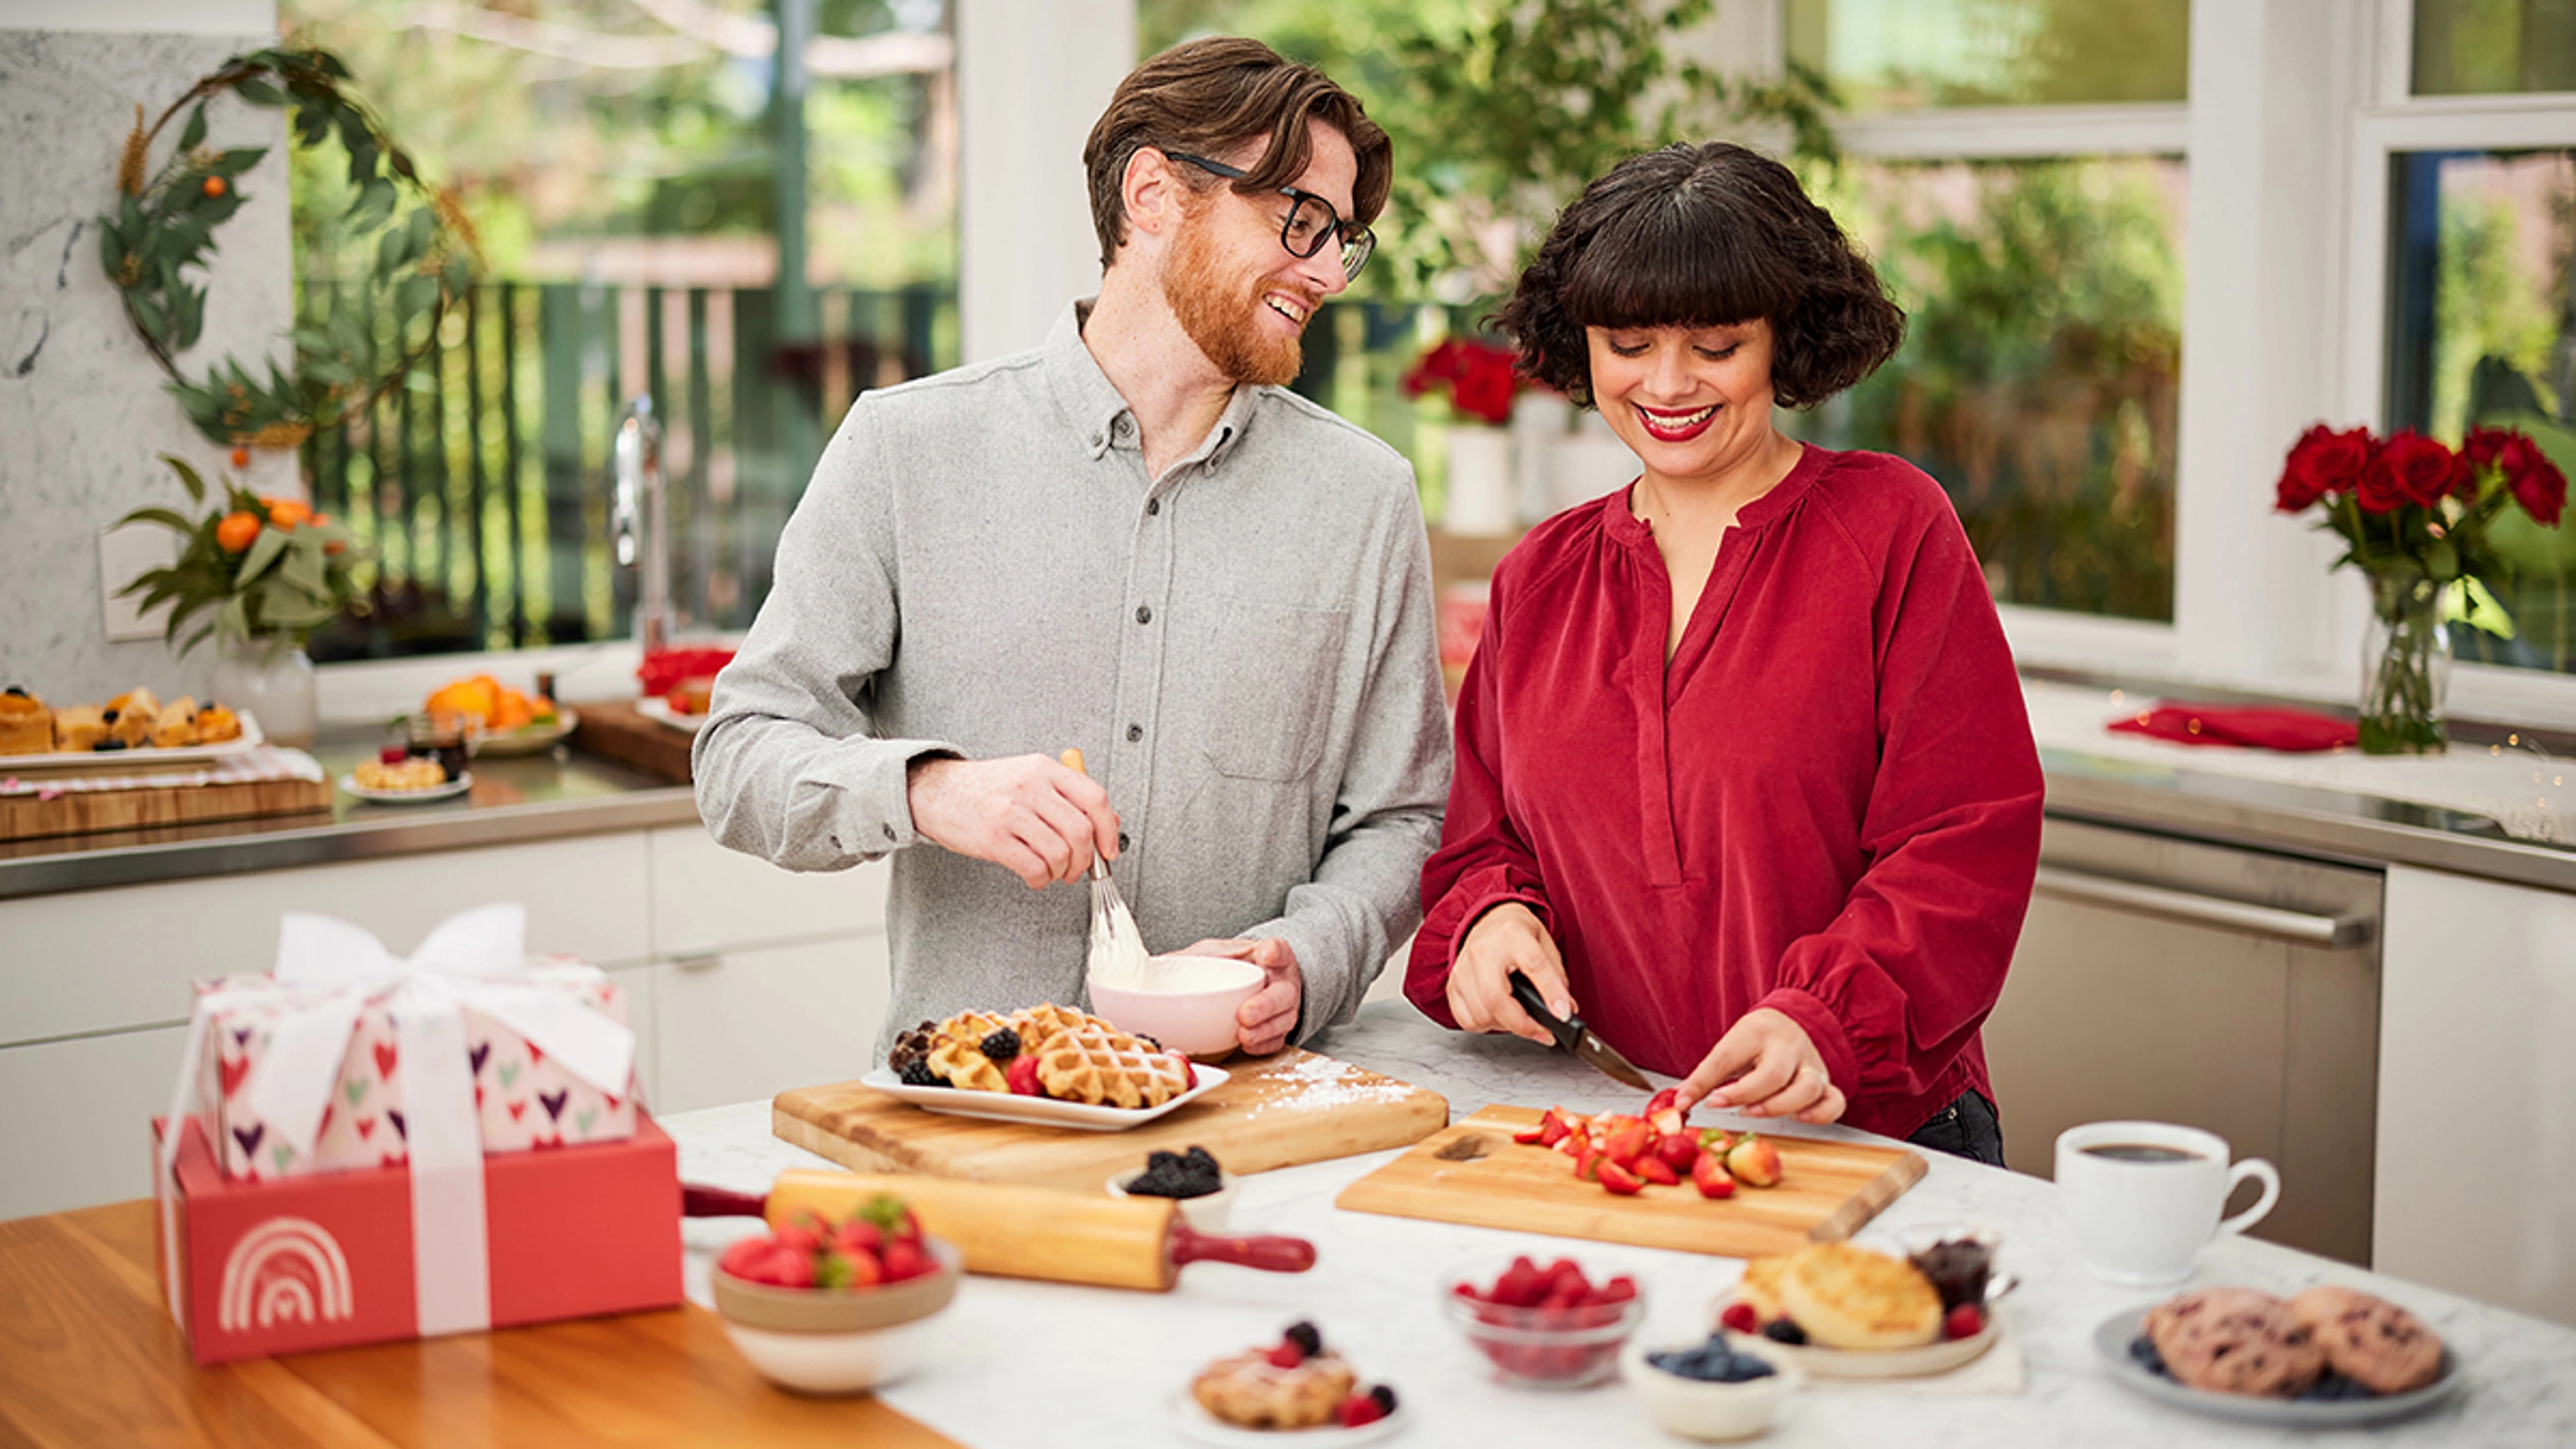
[694,302,1452,1053]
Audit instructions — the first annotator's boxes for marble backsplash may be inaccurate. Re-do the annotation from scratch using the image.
[0,28,291,710]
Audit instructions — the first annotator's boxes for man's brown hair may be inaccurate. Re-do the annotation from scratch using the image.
[1082,36,1391,270]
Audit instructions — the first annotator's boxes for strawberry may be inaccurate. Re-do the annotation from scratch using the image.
[1597,1159,1645,1195]
[1006,1054,1043,1095]
[1720,1301,1762,1334]
[772,1224,822,1256]
[718,1236,771,1280]
[1945,1303,1985,1341]
[833,1218,883,1257]
[1267,1339,1305,1369]
[1725,1134,1783,1188]
[1513,1124,1548,1144]
[1691,1152,1736,1199]
[1605,1118,1650,1168]
[1699,1126,1735,1155]
[879,1238,929,1283]
[1338,1392,1387,1428]
[1635,1155,1681,1187]
[1551,1130,1586,1158]
[1646,1086,1688,1138]
[1654,1131,1702,1171]
[759,1244,816,1287]
[1537,1108,1572,1146]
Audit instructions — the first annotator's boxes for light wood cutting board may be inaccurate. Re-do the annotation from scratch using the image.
[1334,1105,1926,1258]
[773,1049,1450,1193]
[0,776,330,842]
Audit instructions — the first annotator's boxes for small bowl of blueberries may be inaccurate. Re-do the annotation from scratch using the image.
[1105,1145,1236,1233]
[1620,1331,1801,1442]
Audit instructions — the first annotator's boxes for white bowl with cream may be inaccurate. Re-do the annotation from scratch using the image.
[1087,954,1263,1058]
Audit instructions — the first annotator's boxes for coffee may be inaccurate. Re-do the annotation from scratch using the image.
[2080,1142,2206,1164]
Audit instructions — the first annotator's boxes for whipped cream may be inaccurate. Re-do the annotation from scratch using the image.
[1086,885,1152,989]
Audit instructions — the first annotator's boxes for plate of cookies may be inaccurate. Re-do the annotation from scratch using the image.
[1711,1234,2005,1379]
[866,1004,1226,1130]
[2094,1285,2463,1426]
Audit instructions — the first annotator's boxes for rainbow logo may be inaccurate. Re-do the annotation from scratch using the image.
[217,1217,355,1333]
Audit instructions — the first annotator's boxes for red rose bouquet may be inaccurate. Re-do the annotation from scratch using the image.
[2274,421,2567,752]
[1404,337,1526,425]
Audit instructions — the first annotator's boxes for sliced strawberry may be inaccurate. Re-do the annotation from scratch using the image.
[1537,1108,1572,1146]
[1645,1086,1687,1137]
[1691,1152,1737,1199]
[1635,1155,1681,1187]
[1605,1118,1650,1168]
[1513,1123,1550,1144]
[1551,1130,1586,1158]
[1654,1131,1702,1170]
[1597,1160,1645,1195]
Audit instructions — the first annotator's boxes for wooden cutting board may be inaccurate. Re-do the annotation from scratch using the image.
[0,776,331,842]
[773,1049,1450,1193]
[569,700,696,783]
[1334,1105,1926,1258]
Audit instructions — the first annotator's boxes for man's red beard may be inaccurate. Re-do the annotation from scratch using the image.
[1161,206,1308,387]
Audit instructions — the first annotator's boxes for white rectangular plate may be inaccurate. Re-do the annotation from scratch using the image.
[636,697,706,733]
[857,1063,1228,1131]
[0,709,266,775]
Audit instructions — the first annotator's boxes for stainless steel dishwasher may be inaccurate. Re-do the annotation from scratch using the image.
[1980,815,2383,1267]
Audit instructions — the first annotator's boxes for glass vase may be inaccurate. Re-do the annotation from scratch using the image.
[211,638,318,749]
[2358,573,2449,755]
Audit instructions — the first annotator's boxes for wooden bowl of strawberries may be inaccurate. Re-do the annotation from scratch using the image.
[711,1193,961,1395]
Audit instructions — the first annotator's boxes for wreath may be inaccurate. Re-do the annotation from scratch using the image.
[99,46,480,455]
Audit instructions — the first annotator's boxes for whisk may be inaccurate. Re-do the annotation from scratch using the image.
[1059,748,1150,985]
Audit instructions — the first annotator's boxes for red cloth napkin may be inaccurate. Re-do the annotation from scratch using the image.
[2106,702,2357,753]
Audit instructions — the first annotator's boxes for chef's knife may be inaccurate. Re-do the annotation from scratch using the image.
[1507,970,1650,1089]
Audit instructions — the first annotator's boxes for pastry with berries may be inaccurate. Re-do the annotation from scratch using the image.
[1191,1321,1376,1430]
[0,687,52,755]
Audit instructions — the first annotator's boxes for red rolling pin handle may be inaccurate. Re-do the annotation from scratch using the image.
[684,1184,768,1218]
[1169,1224,1317,1274]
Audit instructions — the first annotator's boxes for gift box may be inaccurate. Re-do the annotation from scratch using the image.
[153,1110,681,1364]
[181,906,639,1181]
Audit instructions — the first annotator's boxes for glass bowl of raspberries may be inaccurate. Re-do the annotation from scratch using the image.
[710,1193,959,1395]
[1442,1254,1646,1388]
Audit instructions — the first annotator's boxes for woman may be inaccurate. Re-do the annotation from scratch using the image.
[1405,143,2043,1163]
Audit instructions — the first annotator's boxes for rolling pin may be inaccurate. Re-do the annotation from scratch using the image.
[685,1171,1316,1292]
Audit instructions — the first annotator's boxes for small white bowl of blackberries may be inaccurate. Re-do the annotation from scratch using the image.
[1620,1331,1801,1442]
[1107,1145,1238,1232]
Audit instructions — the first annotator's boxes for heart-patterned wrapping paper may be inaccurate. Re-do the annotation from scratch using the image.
[194,956,638,1181]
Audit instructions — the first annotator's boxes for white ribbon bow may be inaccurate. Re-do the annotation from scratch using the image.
[157,903,637,1338]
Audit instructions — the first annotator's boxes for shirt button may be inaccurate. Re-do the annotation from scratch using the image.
[1118,831,1130,853]
[1135,604,1152,625]
[1126,724,1142,742]
[1113,416,1134,438]
[1146,498,1160,517]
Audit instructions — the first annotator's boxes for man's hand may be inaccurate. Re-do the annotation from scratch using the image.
[905,755,1120,888]
[1675,1008,1847,1124]
[1445,902,1568,1046]
[1177,936,1301,1056]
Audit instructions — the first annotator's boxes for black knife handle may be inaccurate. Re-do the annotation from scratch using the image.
[1507,970,1579,1051]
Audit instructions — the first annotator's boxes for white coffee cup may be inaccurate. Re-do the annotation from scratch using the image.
[2055,1120,2280,1284]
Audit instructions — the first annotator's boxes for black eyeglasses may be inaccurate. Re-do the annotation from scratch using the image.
[1165,150,1375,282]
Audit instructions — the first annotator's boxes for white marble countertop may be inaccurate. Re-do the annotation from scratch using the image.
[661,1004,2576,1446]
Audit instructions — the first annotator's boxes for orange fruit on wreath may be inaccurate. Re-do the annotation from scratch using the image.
[202,176,226,198]
[229,447,250,468]
[265,498,313,529]
[215,511,260,552]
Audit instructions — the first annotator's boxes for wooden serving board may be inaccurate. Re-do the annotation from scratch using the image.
[773,1049,1450,1193]
[0,775,331,842]
[1334,1105,1927,1258]
[570,699,696,783]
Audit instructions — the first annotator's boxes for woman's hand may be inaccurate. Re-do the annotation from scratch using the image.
[1446,903,1570,1046]
[1676,1008,1847,1124]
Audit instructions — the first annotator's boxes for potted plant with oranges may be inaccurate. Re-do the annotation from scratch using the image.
[115,452,371,746]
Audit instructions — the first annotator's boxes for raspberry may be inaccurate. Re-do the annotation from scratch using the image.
[1945,1303,1985,1341]
[1266,1340,1304,1369]
[1338,1393,1384,1428]
[1719,1301,1761,1335]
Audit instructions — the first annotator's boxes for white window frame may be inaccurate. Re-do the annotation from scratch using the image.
[2341,0,2576,728]
[1779,0,2576,729]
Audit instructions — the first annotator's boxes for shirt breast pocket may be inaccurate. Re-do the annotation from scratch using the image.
[1196,598,1348,782]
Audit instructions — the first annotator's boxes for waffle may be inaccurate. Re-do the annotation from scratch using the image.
[1191,1350,1354,1429]
[1030,1016,1191,1109]
[1007,1003,1097,1042]
[925,1011,1015,1093]
[1777,1242,1942,1350]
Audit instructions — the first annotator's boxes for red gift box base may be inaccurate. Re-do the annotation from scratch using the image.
[154,1112,682,1364]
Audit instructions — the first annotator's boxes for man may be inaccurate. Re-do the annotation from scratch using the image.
[694,38,1450,1058]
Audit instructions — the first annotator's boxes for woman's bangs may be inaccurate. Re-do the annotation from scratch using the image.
[1561,198,1794,333]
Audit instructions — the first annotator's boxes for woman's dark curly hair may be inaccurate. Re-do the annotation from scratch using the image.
[1497,143,1904,411]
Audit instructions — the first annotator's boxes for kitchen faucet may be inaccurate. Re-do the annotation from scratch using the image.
[612,394,672,655]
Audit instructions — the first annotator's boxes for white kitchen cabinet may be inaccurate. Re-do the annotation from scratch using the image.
[2376,866,2576,1328]
[0,1024,189,1221]
[646,826,886,956]
[649,933,892,1114]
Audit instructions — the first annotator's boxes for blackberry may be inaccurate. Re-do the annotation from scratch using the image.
[1283,1322,1324,1358]
[2127,1335,2167,1377]
[899,1059,946,1088]
[101,708,119,724]
[887,1028,932,1074]
[979,1026,1022,1063]
[1761,1320,1807,1346]
[95,739,127,751]
[1368,1385,1396,1413]
[1182,1145,1220,1175]
[3,685,25,697]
